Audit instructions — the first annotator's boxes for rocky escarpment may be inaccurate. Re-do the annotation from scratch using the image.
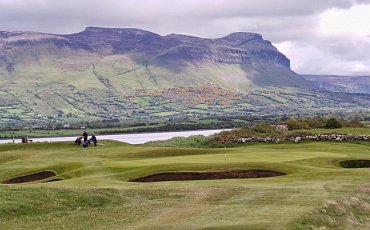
[0,27,291,68]
[164,32,290,67]
[154,44,252,64]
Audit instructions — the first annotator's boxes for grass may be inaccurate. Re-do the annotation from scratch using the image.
[310,127,370,135]
[291,184,370,229]
[0,140,369,229]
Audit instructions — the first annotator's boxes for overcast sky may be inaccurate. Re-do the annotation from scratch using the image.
[1,0,370,75]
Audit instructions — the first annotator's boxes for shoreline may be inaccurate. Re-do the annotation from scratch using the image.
[0,128,231,140]
[0,129,230,145]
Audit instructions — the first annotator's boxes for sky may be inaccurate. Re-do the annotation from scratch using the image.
[1,0,370,75]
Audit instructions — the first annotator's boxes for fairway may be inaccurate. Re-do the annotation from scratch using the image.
[0,141,369,229]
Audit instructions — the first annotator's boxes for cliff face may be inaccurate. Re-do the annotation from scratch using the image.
[1,27,290,67]
[0,27,311,90]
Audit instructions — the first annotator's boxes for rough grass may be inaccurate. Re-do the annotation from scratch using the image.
[291,185,370,229]
[310,127,370,135]
[0,141,369,229]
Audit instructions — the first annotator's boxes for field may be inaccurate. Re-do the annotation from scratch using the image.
[0,140,369,229]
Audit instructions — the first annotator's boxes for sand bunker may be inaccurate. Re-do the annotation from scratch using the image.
[129,170,286,182]
[43,178,63,183]
[340,160,370,168]
[3,171,56,184]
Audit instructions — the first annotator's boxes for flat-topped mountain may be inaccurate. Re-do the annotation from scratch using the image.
[0,27,313,92]
[2,27,367,125]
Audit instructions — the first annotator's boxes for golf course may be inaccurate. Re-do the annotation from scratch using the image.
[0,137,369,229]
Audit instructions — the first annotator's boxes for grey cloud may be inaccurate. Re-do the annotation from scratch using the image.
[277,36,370,75]
[0,0,366,34]
[0,0,369,75]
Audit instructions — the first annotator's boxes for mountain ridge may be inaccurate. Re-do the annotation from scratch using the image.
[2,27,367,125]
[1,28,288,67]
[0,26,312,90]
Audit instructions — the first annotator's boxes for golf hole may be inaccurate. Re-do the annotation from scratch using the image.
[339,160,370,168]
[129,170,286,182]
[3,170,57,184]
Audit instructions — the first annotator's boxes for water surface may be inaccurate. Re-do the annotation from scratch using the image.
[0,129,228,144]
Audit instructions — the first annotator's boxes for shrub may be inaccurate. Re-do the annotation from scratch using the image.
[250,121,276,134]
[306,117,327,128]
[324,118,343,129]
[286,118,310,130]
[345,120,365,128]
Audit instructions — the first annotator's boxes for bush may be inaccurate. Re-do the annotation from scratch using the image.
[250,121,276,134]
[324,118,343,129]
[306,117,327,128]
[345,120,365,128]
[286,118,310,130]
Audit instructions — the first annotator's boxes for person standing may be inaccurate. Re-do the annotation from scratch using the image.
[83,131,88,143]
[91,134,97,146]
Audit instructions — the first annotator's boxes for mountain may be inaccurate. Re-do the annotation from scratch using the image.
[301,74,370,94]
[0,27,367,125]
[0,27,313,93]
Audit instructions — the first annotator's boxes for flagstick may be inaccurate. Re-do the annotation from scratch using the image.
[224,145,227,164]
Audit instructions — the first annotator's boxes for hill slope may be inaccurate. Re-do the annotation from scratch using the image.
[301,74,370,94]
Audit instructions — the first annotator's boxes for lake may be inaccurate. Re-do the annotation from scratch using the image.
[0,129,229,144]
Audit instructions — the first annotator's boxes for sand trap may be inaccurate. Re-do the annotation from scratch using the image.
[43,178,63,183]
[340,160,370,168]
[129,170,286,182]
[3,171,56,184]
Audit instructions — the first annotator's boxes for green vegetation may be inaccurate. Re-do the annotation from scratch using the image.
[308,127,370,135]
[286,118,311,130]
[0,140,369,229]
[291,185,370,229]
[205,121,370,144]
[146,135,214,148]
[325,117,343,129]
[0,83,369,128]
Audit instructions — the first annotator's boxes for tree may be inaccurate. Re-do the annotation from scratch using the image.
[324,118,343,129]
